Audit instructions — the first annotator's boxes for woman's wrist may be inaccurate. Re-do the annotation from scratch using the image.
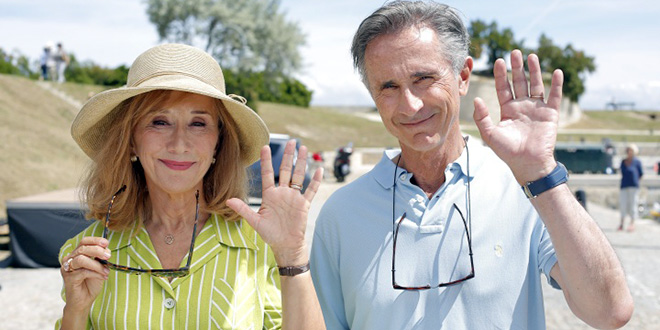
[62,304,90,329]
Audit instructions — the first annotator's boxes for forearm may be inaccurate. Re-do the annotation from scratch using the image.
[531,184,633,329]
[280,272,325,330]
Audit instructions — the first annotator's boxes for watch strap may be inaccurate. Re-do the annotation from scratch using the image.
[278,262,310,276]
[522,162,568,199]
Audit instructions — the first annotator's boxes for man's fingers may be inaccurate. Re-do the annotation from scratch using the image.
[547,69,564,110]
[527,54,545,99]
[510,49,528,99]
[494,58,513,107]
[473,97,495,146]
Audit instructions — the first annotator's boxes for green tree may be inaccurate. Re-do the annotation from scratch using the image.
[469,20,524,74]
[536,34,596,102]
[145,0,305,76]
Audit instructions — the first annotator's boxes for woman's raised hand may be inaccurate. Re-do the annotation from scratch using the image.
[227,139,323,266]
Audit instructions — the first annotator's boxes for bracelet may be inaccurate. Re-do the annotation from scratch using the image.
[278,261,310,276]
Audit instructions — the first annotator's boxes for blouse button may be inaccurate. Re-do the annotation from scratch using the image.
[164,298,176,309]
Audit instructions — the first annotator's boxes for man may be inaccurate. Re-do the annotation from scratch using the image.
[310,1,633,329]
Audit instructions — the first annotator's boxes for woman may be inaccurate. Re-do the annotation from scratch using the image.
[619,143,643,232]
[57,43,325,329]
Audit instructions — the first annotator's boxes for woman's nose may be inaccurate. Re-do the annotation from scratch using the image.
[167,125,189,153]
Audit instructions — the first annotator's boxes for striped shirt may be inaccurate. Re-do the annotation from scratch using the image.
[56,214,283,329]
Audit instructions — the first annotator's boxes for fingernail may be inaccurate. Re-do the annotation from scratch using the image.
[103,268,110,275]
[104,251,111,259]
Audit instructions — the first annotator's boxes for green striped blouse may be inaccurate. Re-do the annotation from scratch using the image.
[55,214,283,329]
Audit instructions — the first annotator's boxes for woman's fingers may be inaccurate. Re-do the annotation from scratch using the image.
[64,253,109,278]
[260,145,276,191]
[62,237,111,277]
[278,140,297,186]
[290,145,308,189]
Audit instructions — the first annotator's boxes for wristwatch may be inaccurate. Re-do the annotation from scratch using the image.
[278,262,310,276]
[521,162,568,199]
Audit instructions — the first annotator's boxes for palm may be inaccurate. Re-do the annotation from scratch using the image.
[473,50,564,183]
[226,140,322,265]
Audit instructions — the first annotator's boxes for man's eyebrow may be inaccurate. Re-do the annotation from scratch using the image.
[412,70,438,78]
[379,80,396,90]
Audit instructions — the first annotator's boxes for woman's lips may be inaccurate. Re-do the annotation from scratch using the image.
[161,159,195,170]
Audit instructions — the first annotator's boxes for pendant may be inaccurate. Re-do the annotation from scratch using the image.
[164,234,175,245]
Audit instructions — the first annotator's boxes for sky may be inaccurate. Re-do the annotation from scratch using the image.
[1,0,660,110]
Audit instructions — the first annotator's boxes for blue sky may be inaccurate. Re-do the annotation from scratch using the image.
[2,0,659,110]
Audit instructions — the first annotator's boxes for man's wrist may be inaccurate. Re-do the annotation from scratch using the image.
[521,162,569,198]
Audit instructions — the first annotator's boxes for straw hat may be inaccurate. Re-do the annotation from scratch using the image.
[71,43,269,166]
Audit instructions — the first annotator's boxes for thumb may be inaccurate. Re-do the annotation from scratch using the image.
[473,97,495,145]
[226,198,260,231]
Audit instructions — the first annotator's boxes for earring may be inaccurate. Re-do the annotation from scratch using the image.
[211,157,216,164]
[130,155,138,162]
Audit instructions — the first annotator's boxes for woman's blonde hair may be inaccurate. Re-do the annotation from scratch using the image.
[81,90,248,230]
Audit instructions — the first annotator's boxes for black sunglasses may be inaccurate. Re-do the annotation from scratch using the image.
[391,136,474,290]
[96,185,200,278]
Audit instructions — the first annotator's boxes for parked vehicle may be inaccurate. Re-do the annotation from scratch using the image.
[554,141,615,174]
[247,133,312,198]
[333,142,353,182]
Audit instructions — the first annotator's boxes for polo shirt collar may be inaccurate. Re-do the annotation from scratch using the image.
[372,135,478,190]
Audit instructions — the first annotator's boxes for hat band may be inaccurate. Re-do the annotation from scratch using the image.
[130,70,225,94]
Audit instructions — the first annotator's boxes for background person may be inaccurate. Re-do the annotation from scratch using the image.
[57,43,324,329]
[619,143,644,231]
[310,1,632,329]
[54,42,69,83]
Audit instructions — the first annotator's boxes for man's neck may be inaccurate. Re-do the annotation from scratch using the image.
[398,134,465,198]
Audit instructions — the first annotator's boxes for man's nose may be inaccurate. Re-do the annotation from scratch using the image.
[399,88,423,114]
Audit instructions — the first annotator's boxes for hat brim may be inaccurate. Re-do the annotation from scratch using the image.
[71,74,269,166]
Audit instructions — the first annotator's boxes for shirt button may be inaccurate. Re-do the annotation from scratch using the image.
[416,195,424,203]
[164,298,176,309]
[399,173,407,181]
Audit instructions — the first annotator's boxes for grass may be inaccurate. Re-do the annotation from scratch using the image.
[0,74,89,219]
[257,103,399,152]
[1,73,658,219]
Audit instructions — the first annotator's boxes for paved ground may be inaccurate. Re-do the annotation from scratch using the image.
[1,150,659,329]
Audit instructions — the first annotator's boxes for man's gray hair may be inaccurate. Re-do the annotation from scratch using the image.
[351,1,470,86]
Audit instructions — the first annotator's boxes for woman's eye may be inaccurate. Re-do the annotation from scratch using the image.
[191,121,206,127]
[152,119,168,126]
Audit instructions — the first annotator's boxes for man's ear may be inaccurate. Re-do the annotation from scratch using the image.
[459,56,473,96]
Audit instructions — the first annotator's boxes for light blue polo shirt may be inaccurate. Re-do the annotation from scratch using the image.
[311,138,559,329]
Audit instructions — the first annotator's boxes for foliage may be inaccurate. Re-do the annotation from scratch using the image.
[536,34,595,102]
[223,70,312,110]
[64,54,128,86]
[469,20,524,73]
[145,0,305,76]
[469,20,595,103]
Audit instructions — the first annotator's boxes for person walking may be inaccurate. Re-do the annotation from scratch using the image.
[39,42,54,81]
[619,143,644,231]
[54,42,69,83]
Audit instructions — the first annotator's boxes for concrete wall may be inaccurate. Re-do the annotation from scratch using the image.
[460,75,582,127]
